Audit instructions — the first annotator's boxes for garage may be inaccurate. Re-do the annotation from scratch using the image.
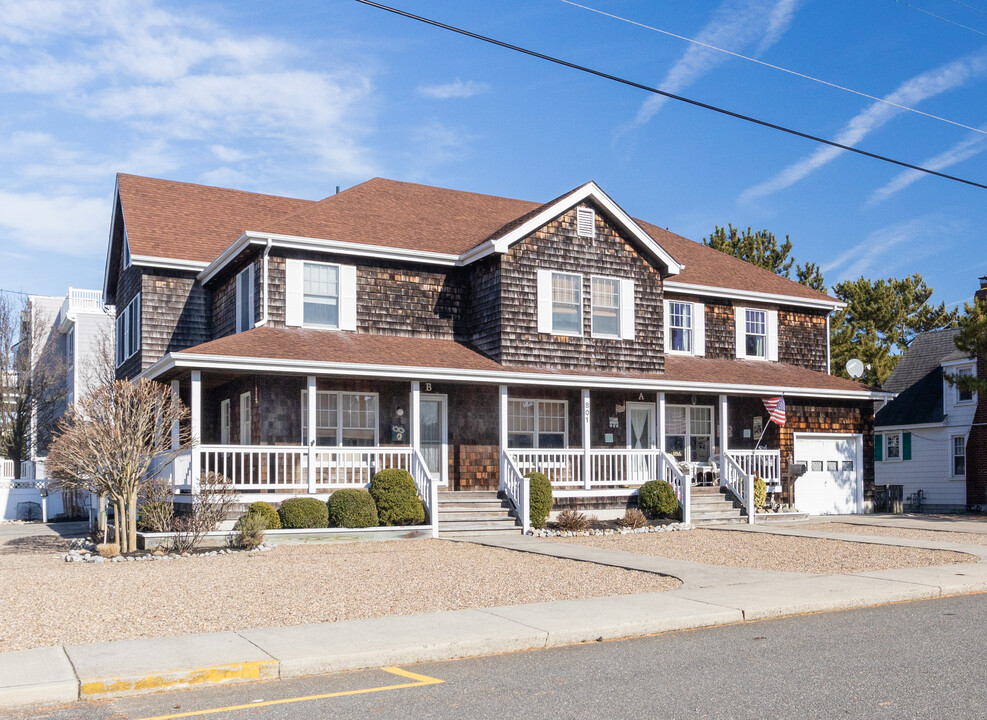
[793,433,864,515]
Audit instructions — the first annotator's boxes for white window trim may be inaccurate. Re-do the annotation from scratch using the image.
[114,293,141,368]
[884,431,902,463]
[735,307,777,362]
[220,399,231,445]
[663,404,714,463]
[235,264,255,333]
[239,391,252,445]
[954,366,977,406]
[951,434,967,480]
[301,260,340,330]
[664,299,705,356]
[285,259,357,331]
[590,275,621,339]
[299,390,380,446]
[507,398,569,449]
[549,271,583,337]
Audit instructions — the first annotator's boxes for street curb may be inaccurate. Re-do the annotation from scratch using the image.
[76,660,280,700]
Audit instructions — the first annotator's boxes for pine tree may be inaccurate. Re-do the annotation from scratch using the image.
[703,225,825,292]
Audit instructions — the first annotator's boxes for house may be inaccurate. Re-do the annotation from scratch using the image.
[875,277,986,512]
[102,173,887,530]
[0,288,114,520]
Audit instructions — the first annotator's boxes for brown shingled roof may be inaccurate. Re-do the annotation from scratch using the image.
[117,174,313,263]
[178,327,874,395]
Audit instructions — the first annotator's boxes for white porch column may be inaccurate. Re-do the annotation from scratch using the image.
[306,376,317,493]
[498,385,509,490]
[581,389,591,490]
[170,380,180,451]
[410,381,421,449]
[657,392,666,453]
[190,371,201,494]
[719,394,729,490]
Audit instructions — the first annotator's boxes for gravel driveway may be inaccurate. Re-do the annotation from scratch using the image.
[799,522,987,547]
[553,528,976,574]
[0,537,678,653]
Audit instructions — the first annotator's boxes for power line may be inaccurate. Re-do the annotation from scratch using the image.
[355,0,987,191]
[559,0,987,137]
[945,0,987,16]
[893,0,987,36]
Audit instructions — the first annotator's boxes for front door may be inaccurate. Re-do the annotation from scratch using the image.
[626,402,656,483]
[419,395,448,486]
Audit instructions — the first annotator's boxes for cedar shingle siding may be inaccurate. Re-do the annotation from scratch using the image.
[140,271,211,370]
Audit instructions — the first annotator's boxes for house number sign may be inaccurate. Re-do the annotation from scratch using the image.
[584,396,591,422]
[423,382,432,392]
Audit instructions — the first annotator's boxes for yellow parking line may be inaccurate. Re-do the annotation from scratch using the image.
[133,666,444,720]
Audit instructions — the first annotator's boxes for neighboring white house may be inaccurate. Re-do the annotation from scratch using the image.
[875,328,976,512]
[0,288,114,521]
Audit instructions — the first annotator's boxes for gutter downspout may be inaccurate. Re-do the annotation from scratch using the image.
[826,312,832,375]
[254,238,272,327]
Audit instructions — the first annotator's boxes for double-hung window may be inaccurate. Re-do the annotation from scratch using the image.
[301,391,378,447]
[235,265,254,333]
[551,272,582,335]
[591,277,620,337]
[886,432,901,460]
[508,399,567,449]
[735,307,777,361]
[115,293,141,367]
[664,299,704,355]
[303,263,339,328]
[953,435,966,477]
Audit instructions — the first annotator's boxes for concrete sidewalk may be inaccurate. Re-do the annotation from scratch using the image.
[2,521,986,711]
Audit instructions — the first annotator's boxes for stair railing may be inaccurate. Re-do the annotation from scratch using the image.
[501,450,530,534]
[411,447,439,538]
[721,452,755,524]
[659,451,690,525]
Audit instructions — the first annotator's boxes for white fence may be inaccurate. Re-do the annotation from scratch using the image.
[1,458,67,521]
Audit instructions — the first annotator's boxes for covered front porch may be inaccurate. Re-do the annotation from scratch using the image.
[161,369,783,529]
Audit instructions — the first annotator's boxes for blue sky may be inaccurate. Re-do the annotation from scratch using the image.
[1,0,985,307]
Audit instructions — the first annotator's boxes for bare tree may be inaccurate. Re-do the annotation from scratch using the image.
[78,314,117,393]
[0,292,68,474]
[47,378,192,553]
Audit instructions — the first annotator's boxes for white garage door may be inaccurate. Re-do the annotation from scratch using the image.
[793,434,862,515]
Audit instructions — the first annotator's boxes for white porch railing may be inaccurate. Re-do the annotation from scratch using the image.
[0,458,13,480]
[509,449,584,489]
[410,447,439,538]
[726,450,780,486]
[501,451,530,533]
[722,452,755,524]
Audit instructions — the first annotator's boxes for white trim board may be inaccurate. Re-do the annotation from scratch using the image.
[142,351,891,400]
[664,281,843,311]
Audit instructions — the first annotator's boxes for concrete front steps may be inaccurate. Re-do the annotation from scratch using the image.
[690,486,748,525]
[437,490,521,537]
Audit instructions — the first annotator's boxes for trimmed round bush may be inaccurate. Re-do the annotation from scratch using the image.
[638,480,679,519]
[277,497,329,529]
[328,489,379,528]
[369,468,425,526]
[526,472,552,528]
[245,501,281,530]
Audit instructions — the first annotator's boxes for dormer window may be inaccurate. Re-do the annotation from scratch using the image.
[956,367,975,403]
[576,207,595,238]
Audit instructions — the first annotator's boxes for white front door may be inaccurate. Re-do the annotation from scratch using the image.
[793,434,863,515]
[419,395,448,486]
[626,402,656,483]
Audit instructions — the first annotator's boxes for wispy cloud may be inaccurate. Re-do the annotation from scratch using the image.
[627,0,799,130]
[740,50,987,203]
[821,216,953,283]
[867,127,987,205]
[417,79,489,99]
[0,190,107,255]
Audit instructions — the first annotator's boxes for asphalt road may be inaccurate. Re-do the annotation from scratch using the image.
[16,593,987,720]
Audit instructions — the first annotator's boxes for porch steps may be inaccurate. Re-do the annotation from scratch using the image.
[690,487,748,525]
[436,490,521,537]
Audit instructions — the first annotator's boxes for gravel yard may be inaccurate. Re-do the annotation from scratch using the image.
[0,537,678,653]
[799,522,987,547]
[553,528,976,574]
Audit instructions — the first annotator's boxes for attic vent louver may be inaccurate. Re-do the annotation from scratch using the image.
[576,207,595,238]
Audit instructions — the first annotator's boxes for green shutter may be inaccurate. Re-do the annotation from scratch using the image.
[903,432,912,461]
[874,434,883,461]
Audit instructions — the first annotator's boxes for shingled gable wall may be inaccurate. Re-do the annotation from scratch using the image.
[498,202,666,373]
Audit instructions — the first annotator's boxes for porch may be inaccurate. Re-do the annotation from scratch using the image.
[162,370,784,531]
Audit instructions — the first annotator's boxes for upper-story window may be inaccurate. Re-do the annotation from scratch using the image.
[508,399,567,449]
[235,265,254,333]
[537,270,635,339]
[285,259,357,331]
[664,300,705,356]
[735,307,778,361]
[304,263,339,328]
[955,366,975,403]
[115,293,141,367]
[551,272,582,335]
[591,276,619,337]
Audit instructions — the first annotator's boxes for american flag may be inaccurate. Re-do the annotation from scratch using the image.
[763,396,786,426]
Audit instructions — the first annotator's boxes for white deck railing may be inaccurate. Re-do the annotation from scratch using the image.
[726,450,780,485]
[501,451,530,533]
[722,452,755,524]
[67,287,104,313]
[0,458,13,480]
